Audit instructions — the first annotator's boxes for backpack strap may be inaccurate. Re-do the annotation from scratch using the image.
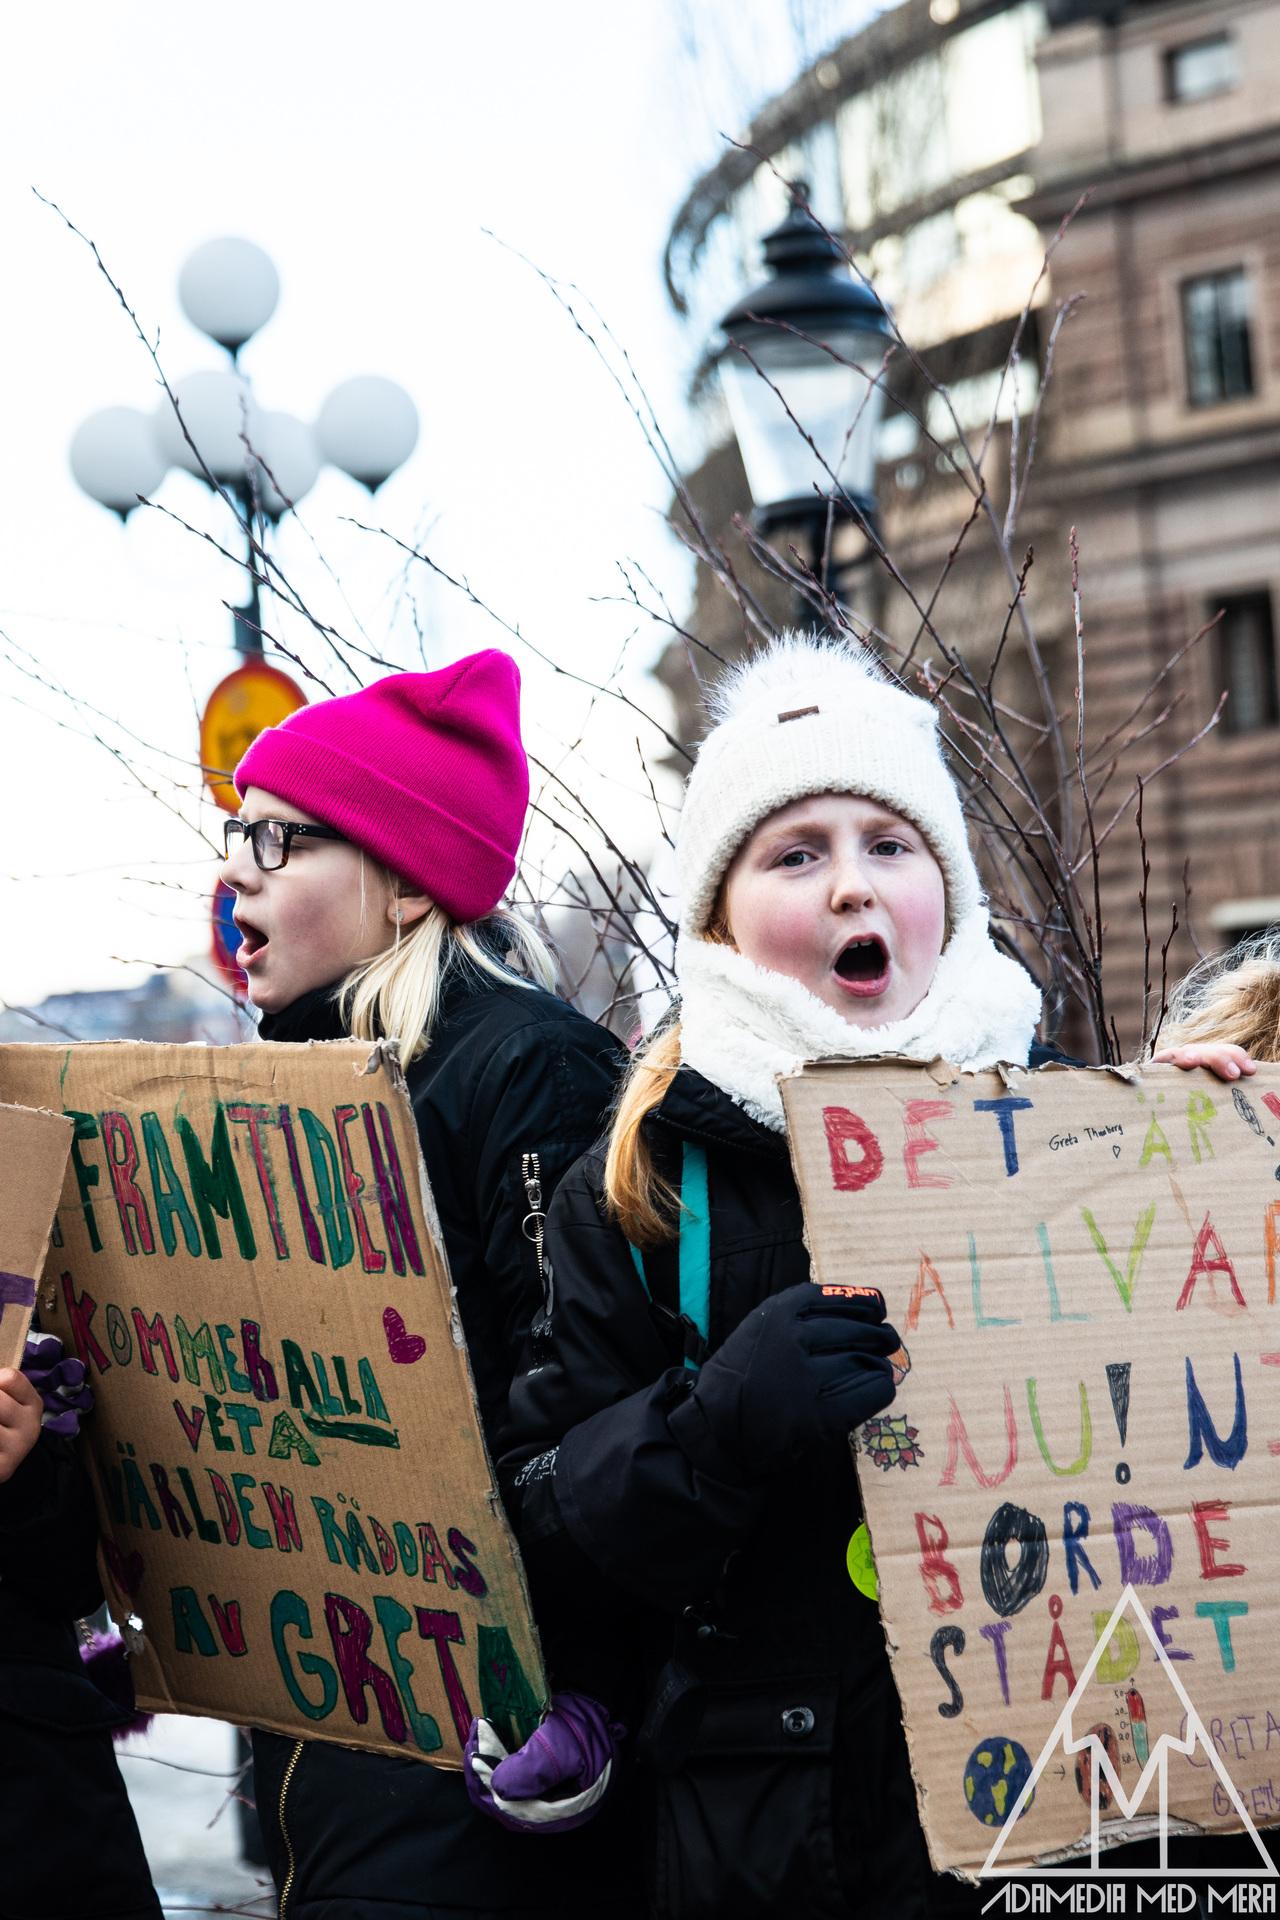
[677,1142,711,1356]
[628,1140,711,1371]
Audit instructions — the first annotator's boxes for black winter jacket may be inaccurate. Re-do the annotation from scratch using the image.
[0,1434,161,1920]
[250,967,642,1920]
[500,1053,1064,1920]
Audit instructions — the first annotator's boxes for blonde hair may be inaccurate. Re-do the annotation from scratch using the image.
[603,890,752,1248]
[1155,930,1280,1063]
[603,1020,684,1248]
[339,889,557,1065]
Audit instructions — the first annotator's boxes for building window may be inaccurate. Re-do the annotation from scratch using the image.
[1215,590,1278,735]
[1209,900,1280,952]
[1166,35,1239,104]
[1182,269,1254,407]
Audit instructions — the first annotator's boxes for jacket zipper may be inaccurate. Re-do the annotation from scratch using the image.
[276,1739,304,1918]
[521,1151,554,1323]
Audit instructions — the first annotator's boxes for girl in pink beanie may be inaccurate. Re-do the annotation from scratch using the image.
[224,652,640,1920]
[229,649,535,1022]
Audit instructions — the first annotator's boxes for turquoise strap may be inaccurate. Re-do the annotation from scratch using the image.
[677,1142,711,1359]
[627,1142,711,1371]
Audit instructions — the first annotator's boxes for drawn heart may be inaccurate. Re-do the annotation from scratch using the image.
[104,1540,145,1598]
[1112,1145,1121,1158]
[490,1660,509,1689]
[383,1307,426,1365]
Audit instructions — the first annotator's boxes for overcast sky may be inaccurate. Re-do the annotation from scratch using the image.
[0,0,878,1009]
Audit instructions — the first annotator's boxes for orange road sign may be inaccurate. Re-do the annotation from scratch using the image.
[200,660,306,814]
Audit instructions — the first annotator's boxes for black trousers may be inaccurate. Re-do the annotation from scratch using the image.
[0,1706,161,1920]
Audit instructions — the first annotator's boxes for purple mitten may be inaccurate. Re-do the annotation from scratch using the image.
[22,1332,94,1436]
[80,1628,154,1743]
[465,1692,623,1835]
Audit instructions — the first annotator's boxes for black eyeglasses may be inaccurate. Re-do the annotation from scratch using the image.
[223,818,346,872]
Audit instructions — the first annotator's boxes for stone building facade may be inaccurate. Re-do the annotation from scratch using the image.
[661,0,1280,1055]
[1027,0,1280,1032]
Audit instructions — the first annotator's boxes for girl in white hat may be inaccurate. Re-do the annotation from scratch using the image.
[490,632,1049,1917]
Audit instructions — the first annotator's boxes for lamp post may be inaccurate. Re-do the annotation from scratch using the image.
[716,181,894,600]
[70,237,419,655]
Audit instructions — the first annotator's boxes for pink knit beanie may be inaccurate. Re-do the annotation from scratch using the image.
[235,651,527,923]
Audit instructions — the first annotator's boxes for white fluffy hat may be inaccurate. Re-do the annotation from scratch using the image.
[677,631,984,937]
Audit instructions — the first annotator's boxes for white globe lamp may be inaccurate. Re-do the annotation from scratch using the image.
[153,369,262,486]
[179,238,280,355]
[69,407,168,520]
[249,411,321,519]
[316,375,418,490]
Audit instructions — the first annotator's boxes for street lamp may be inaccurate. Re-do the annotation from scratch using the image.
[71,237,419,654]
[716,181,894,581]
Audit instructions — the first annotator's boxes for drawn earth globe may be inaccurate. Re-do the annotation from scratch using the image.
[964,1738,1035,1827]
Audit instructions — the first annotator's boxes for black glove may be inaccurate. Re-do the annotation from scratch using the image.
[667,1282,900,1484]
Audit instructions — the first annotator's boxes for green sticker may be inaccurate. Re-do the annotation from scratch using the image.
[846,1521,878,1600]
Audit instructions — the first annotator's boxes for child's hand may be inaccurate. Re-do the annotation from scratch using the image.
[0,1367,44,1483]
[21,1331,93,1436]
[465,1692,623,1833]
[672,1282,900,1482]
[1152,1042,1256,1082]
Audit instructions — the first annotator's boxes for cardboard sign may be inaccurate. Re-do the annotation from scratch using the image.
[781,1060,1280,1878]
[0,1041,545,1768]
[0,1102,73,1368]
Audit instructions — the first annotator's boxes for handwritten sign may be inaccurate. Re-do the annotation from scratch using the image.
[0,1041,545,1767]
[782,1061,1280,1877]
[0,1101,72,1368]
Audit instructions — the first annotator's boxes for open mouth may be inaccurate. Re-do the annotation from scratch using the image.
[832,934,890,998]
[233,917,269,968]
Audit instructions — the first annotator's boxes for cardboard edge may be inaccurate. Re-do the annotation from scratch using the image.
[776,1056,1139,1088]
[365,1040,464,1354]
[849,1472,972,1881]
[128,1691,465,1772]
[361,1039,551,1719]
[0,1100,76,1125]
[777,1056,987,1880]
[0,1102,73,1365]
